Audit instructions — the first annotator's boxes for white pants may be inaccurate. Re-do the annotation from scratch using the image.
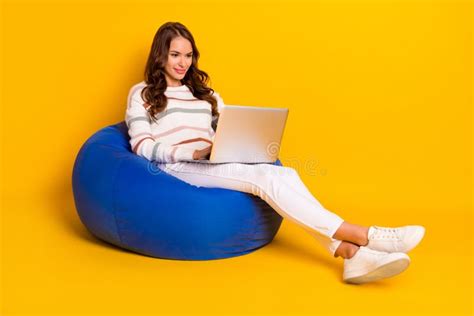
[156,161,345,256]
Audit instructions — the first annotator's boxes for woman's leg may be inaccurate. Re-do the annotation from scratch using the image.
[156,161,346,256]
[257,164,372,251]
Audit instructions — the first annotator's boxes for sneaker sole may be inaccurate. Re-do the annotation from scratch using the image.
[344,257,410,284]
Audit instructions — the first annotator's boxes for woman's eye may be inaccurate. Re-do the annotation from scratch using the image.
[170,54,192,58]
[171,54,192,57]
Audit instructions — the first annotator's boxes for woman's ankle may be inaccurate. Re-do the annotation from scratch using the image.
[345,244,360,259]
[333,222,370,247]
[358,227,370,246]
[334,241,360,259]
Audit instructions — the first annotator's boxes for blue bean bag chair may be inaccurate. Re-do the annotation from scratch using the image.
[72,121,284,260]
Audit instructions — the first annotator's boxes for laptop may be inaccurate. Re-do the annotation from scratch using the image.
[181,105,289,164]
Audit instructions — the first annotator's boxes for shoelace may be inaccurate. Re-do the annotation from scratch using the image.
[369,226,401,240]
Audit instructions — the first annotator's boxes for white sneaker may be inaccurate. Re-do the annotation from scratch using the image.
[343,246,410,284]
[365,225,426,253]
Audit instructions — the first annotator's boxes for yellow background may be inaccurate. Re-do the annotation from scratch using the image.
[1,0,472,315]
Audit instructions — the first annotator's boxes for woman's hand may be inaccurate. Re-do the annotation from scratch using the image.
[193,145,212,160]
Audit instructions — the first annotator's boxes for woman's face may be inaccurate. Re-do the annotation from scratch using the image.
[164,36,193,87]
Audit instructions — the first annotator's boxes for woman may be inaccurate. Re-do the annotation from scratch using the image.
[125,21,425,284]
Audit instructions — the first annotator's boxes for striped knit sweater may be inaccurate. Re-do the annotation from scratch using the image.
[125,81,225,163]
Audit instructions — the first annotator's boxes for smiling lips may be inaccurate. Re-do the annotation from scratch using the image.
[174,68,186,74]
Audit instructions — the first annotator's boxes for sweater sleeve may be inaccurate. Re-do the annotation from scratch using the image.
[211,91,226,131]
[125,86,195,163]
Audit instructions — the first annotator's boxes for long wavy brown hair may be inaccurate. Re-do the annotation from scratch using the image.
[141,22,219,123]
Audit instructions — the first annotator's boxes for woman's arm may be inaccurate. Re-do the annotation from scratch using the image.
[125,87,195,163]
